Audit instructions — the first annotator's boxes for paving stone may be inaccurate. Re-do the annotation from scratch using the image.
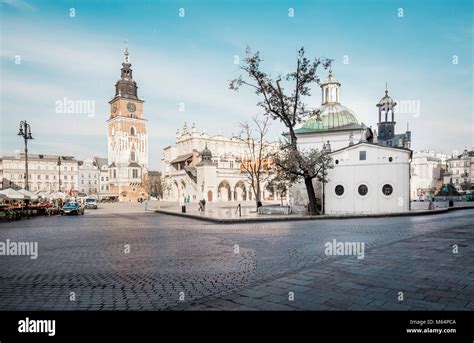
[0,206,472,311]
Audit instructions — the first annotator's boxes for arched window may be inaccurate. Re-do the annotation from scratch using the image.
[130,127,135,136]
[130,151,136,162]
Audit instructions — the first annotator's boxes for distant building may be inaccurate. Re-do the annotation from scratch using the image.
[0,153,78,192]
[444,149,473,192]
[410,150,444,200]
[94,156,113,199]
[161,123,282,203]
[78,159,100,195]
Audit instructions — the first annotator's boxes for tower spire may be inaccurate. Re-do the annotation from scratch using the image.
[124,40,129,63]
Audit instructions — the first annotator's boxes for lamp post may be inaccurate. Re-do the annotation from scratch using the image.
[17,121,33,191]
[57,157,62,192]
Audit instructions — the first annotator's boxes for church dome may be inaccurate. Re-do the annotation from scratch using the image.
[377,90,396,108]
[301,103,361,132]
[201,144,213,161]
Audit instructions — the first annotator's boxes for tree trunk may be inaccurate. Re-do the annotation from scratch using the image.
[255,183,262,210]
[304,176,319,215]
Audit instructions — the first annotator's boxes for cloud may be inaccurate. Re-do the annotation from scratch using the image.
[0,0,36,12]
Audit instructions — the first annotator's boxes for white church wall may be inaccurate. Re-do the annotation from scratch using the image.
[326,144,410,214]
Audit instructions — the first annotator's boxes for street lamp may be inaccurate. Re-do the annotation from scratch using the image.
[17,120,33,191]
[57,157,62,192]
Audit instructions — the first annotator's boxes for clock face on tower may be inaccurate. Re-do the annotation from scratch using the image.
[127,102,136,113]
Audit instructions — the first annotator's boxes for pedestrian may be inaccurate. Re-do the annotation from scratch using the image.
[202,198,206,212]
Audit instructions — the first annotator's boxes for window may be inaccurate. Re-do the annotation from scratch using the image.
[358,184,368,196]
[359,151,366,161]
[382,184,393,196]
[132,169,138,178]
[335,160,339,165]
[113,170,116,178]
[388,157,393,162]
[131,151,136,162]
[335,185,344,196]
[130,127,136,136]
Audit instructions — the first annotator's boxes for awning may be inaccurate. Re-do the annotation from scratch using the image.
[17,189,39,200]
[171,153,194,164]
[0,188,25,200]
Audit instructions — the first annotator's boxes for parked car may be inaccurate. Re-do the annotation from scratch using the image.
[84,197,98,209]
[60,202,85,215]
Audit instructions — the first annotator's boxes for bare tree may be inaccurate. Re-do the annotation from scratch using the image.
[230,47,332,214]
[272,145,333,214]
[268,174,289,206]
[237,115,272,209]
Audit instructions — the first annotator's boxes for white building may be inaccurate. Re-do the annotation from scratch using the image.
[161,123,282,203]
[78,159,100,195]
[0,153,78,192]
[94,156,114,199]
[292,68,412,214]
[410,150,444,200]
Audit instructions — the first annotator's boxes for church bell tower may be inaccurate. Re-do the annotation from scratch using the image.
[376,86,397,145]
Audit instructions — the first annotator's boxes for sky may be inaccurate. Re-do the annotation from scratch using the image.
[0,0,472,170]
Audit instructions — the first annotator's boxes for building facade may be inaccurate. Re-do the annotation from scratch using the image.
[161,123,282,203]
[292,68,412,214]
[410,150,445,200]
[444,149,473,192]
[0,153,78,192]
[78,159,100,195]
[107,46,149,201]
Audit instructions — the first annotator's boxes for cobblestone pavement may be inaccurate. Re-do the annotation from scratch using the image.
[0,206,472,310]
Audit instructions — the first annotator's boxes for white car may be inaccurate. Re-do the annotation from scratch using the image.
[84,197,98,209]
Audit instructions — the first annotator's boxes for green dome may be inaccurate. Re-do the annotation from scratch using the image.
[300,103,361,132]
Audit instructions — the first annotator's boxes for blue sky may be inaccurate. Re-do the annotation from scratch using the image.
[1,0,472,169]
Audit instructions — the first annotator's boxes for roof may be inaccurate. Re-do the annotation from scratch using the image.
[296,103,363,133]
[171,153,194,164]
[94,157,108,169]
[329,141,413,156]
[2,153,77,162]
[108,162,116,168]
[127,162,142,168]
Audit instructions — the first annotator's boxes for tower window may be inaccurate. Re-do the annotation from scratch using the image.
[131,151,136,162]
[130,127,135,136]
[359,151,366,160]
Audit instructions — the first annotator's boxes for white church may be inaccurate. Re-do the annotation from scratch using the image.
[293,68,412,214]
